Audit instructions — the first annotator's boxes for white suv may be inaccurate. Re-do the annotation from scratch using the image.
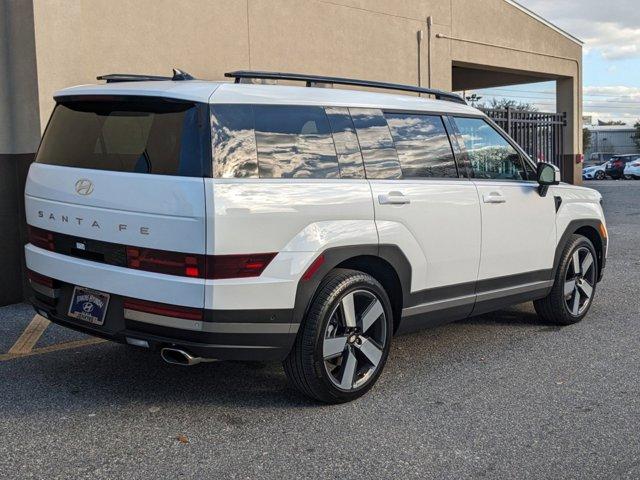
[25,70,608,403]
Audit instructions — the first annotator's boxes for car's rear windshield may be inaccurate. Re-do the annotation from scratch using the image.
[36,98,210,177]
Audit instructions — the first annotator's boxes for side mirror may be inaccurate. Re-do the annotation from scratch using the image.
[537,162,560,197]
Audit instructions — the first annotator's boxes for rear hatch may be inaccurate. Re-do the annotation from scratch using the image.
[25,96,211,280]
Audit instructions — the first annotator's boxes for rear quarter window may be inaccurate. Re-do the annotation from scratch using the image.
[254,105,339,179]
[211,105,342,179]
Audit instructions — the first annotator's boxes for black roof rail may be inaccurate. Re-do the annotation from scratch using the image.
[224,70,467,104]
[97,68,195,83]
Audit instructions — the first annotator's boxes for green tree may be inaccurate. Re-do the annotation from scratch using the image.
[479,98,539,112]
[583,127,592,152]
[598,120,625,126]
[632,121,640,150]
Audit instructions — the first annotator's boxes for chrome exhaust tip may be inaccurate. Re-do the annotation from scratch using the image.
[160,347,216,366]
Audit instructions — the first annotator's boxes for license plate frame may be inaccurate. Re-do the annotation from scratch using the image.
[68,286,110,326]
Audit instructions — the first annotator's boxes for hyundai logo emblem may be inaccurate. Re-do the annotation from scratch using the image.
[75,179,94,195]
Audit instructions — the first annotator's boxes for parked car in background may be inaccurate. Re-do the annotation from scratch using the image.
[583,162,608,180]
[586,152,614,167]
[624,158,640,179]
[605,154,640,179]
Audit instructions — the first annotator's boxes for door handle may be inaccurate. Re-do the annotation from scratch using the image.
[378,191,410,205]
[483,192,507,204]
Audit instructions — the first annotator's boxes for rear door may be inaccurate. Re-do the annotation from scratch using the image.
[450,116,556,310]
[357,108,481,323]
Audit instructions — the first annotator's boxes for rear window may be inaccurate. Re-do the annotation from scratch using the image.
[36,99,210,177]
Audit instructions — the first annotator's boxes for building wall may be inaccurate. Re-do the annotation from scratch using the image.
[586,128,640,160]
[1,0,583,306]
[0,0,40,306]
[25,0,582,144]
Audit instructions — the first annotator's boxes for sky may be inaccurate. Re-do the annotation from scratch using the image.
[471,0,640,124]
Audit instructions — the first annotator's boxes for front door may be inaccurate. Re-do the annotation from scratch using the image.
[451,116,557,312]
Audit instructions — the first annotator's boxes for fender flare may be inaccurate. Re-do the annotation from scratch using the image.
[552,219,607,282]
[291,244,412,326]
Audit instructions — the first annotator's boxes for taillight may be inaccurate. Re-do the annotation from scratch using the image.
[126,246,275,279]
[27,269,54,288]
[123,297,203,321]
[27,227,275,280]
[126,247,206,278]
[28,226,55,251]
[206,253,277,279]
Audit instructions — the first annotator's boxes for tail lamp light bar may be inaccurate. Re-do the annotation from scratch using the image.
[28,226,55,251]
[125,247,277,280]
[28,226,275,280]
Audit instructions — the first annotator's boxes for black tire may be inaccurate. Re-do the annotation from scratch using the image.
[534,235,598,325]
[594,171,605,180]
[283,268,393,403]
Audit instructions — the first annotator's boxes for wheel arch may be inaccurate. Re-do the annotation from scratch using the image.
[554,220,607,282]
[292,245,411,334]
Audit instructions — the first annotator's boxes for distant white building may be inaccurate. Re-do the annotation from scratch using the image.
[585,125,639,163]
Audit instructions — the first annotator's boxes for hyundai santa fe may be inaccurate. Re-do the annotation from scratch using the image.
[25,70,608,403]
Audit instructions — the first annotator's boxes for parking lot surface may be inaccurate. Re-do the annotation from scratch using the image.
[1,180,639,479]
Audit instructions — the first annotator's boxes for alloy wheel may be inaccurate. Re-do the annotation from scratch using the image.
[322,289,387,391]
[564,247,596,316]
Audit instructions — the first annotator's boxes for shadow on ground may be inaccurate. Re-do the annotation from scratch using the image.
[2,302,556,415]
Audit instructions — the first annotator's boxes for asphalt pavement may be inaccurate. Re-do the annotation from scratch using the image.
[1,179,639,479]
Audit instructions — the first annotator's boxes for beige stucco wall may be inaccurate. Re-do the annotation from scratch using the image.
[0,0,40,154]
[3,0,583,182]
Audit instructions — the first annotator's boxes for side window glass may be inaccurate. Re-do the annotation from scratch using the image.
[325,107,365,179]
[254,105,339,179]
[453,117,526,181]
[350,108,401,179]
[385,113,458,178]
[211,104,258,178]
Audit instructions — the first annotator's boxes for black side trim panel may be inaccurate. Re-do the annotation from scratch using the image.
[471,281,553,316]
[396,304,471,335]
[398,269,554,333]
[404,269,552,311]
[476,269,552,294]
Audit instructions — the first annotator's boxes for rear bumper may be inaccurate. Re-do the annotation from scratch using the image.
[29,281,297,361]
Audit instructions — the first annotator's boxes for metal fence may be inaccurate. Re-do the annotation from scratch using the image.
[480,107,567,176]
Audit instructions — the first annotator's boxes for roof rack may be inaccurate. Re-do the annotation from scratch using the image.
[97,68,195,83]
[224,70,467,104]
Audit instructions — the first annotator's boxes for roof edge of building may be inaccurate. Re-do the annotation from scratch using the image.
[504,0,584,46]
